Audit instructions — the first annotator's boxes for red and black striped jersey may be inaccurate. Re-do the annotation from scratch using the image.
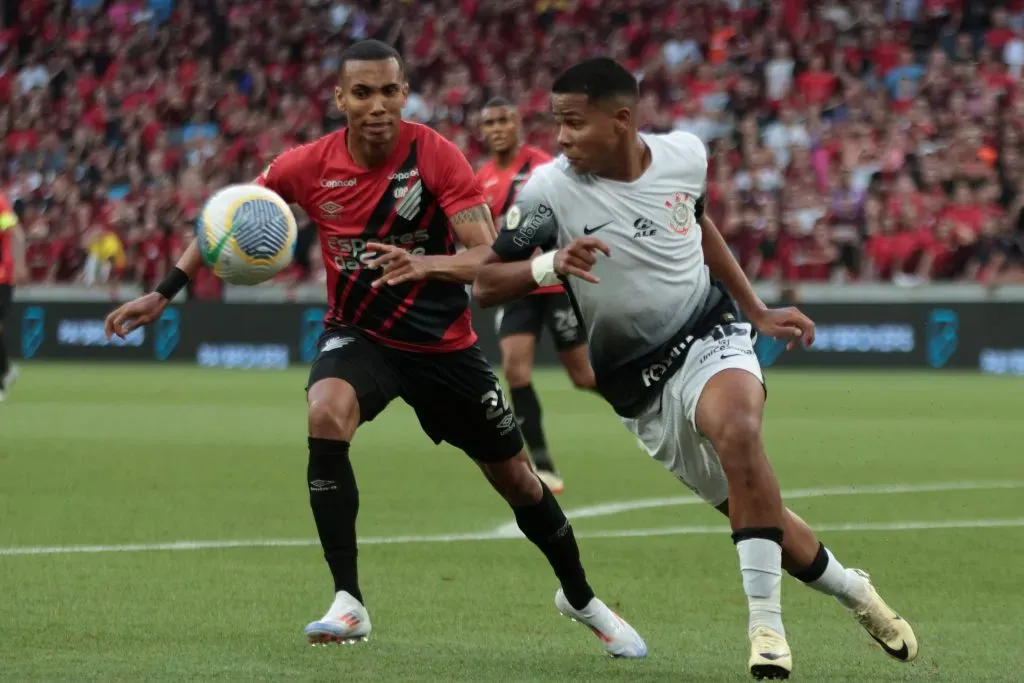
[475,144,561,295]
[258,121,485,353]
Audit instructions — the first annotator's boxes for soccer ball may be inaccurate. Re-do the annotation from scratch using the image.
[197,183,298,285]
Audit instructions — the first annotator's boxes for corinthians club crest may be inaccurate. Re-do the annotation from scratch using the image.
[666,192,693,235]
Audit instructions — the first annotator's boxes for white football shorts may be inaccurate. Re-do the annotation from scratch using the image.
[620,322,763,507]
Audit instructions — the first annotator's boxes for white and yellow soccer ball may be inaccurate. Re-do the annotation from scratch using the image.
[197,183,298,285]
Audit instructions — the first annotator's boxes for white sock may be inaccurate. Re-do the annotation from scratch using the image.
[736,538,785,637]
[807,548,871,609]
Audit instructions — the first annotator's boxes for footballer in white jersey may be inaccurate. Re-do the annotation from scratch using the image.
[473,57,918,681]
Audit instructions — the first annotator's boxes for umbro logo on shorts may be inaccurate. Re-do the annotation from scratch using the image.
[497,413,517,435]
[321,336,355,354]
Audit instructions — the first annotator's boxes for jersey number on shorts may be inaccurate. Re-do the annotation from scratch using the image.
[553,309,579,333]
[481,385,511,421]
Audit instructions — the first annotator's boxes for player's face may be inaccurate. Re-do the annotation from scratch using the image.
[552,93,627,176]
[336,58,409,147]
[479,106,519,155]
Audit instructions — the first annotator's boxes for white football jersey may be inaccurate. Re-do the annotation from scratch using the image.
[492,131,731,417]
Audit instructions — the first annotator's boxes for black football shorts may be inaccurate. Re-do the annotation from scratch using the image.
[496,291,585,351]
[0,285,12,323]
[307,327,524,462]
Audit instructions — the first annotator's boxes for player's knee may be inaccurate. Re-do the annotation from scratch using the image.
[307,382,360,441]
[709,413,763,478]
[502,356,533,387]
[483,452,543,506]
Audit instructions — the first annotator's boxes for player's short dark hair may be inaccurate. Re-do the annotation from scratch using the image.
[551,57,639,104]
[338,39,405,82]
[483,96,515,109]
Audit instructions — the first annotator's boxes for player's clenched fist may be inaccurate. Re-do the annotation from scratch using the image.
[554,237,611,284]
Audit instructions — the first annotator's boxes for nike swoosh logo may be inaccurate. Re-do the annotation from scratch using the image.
[583,221,613,235]
[869,633,910,661]
[758,652,790,661]
[719,353,745,359]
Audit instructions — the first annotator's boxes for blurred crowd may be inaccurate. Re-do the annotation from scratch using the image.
[3,0,1024,294]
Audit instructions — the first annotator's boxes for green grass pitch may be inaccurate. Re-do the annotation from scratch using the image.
[1,364,1022,681]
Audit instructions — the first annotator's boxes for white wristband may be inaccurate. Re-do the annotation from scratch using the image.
[530,250,561,287]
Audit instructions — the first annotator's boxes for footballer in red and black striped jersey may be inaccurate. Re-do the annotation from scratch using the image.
[260,117,532,459]
[476,98,596,494]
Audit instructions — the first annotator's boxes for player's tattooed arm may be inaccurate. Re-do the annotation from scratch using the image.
[429,203,499,284]
[449,204,497,235]
[367,203,497,287]
[699,213,816,349]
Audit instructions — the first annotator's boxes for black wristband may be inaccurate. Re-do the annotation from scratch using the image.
[155,267,190,300]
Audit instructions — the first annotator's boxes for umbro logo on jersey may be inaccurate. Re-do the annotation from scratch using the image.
[320,201,343,216]
[583,221,613,235]
[321,336,355,353]
[633,216,656,238]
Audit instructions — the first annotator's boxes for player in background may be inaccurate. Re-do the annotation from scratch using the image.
[476,97,595,494]
[0,191,25,401]
[104,41,646,658]
[473,58,917,680]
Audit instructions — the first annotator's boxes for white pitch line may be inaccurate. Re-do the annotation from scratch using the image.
[490,480,1024,538]
[3,481,1021,558]
[2,518,1024,558]
[575,518,1024,540]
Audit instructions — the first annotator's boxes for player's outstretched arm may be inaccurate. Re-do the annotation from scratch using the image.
[366,203,496,288]
[699,214,815,350]
[104,238,205,339]
[472,250,543,307]
[474,237,609,308]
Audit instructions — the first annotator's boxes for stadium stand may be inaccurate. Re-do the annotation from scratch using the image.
[2,0,1023,293]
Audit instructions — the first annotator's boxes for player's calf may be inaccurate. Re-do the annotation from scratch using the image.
[697,369,788,673]
[306,379,365,629]
[479,452,642,652]
[481,454,592,605]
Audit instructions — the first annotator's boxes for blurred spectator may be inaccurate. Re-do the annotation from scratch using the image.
[1,0,1023,287]
[82,220,126,286]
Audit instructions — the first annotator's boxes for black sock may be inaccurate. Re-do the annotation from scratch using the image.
[513,482,594,610]
[510,384,554,471]
[0,335,8,388]
[308,437,362,604]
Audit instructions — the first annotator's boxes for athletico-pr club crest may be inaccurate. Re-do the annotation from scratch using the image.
[666,192,692,235]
